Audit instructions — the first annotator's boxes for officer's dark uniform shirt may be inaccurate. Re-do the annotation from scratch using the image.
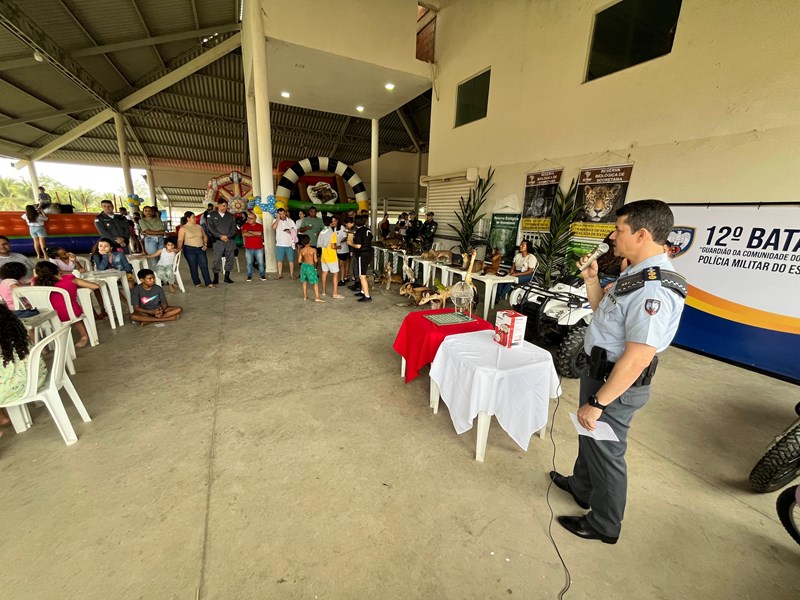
[584,253,685,362]
[420,220,438,242]
[94,211,130,240]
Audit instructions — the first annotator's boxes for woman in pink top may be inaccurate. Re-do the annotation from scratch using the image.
[31,261,101,348]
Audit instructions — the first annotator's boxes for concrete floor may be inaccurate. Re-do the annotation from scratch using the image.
[1,269,799,600]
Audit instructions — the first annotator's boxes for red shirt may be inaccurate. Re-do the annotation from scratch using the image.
[241,222,264,249]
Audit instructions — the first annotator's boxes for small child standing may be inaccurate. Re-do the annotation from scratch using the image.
[316,216,343,299]
[145,240,179,292]
[131,269,183,325]
[297,234,324,303]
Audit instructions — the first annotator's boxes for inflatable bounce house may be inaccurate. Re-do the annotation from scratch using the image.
[0,210,99,254]
[0,194,145,255]
[273,157,370,214]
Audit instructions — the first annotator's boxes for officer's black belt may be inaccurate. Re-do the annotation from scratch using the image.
[586,346,658,387]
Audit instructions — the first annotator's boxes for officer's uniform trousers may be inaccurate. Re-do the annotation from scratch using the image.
[569,370,651,538]
[212,239,235,274]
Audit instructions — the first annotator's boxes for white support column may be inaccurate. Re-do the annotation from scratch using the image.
[246,0,276,272]
[371,118,379,233]
[241,20,260,198]
[145,168,157,209]
[27,161,39,202]
[114,112,135,208]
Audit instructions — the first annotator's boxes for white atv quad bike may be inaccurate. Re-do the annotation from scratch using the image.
[509,279,593,378]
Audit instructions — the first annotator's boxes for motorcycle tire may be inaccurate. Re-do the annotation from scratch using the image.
[776,486,800,546]
[555,325,588,379]
[749,423,800,493]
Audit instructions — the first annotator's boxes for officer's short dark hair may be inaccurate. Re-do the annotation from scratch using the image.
[101,199,113,206]
[616,200,674,245]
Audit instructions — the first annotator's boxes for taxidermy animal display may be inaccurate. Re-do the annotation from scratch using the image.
[483,248,502,275]
[399,282,433,306]
[460,253,484,274]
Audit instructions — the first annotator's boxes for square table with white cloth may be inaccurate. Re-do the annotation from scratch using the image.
[429,329,561,461]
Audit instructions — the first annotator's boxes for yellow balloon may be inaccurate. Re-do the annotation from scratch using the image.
[357,200,370,213]
[253,204,262,217]
[275,196,289,210]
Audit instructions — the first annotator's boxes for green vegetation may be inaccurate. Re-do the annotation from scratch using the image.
[530,179,582,288]
[0,174,150,212]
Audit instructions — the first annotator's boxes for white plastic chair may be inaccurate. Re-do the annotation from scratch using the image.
[221,255,241,273]
[13,287,84,375]
[153,252,186,292]
[3,325,91,445]
[74,256,93,272]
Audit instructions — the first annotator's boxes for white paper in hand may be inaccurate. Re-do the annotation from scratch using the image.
[569,413,619,442]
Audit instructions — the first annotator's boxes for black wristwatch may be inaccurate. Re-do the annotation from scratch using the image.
[587,394,607,411]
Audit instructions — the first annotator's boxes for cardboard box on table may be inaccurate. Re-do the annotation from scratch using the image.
[494,310,527,348]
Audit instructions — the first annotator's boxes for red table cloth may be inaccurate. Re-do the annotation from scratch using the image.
[393,308,494,382]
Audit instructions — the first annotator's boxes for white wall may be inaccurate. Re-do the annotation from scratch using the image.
[429,0,800,213]
[262,0,427,77]
[352,151,429,201]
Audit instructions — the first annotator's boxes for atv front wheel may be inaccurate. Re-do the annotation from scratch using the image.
[555,326,588,379]
[749,422,800,493]
[776,486,800,545]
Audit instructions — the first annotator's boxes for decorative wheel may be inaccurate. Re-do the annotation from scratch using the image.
[206,171,253,214]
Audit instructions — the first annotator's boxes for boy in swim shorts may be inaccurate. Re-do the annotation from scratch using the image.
[297,234,324,303]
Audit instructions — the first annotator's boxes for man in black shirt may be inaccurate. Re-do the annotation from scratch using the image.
[406,211,422,242]
[94,199,131,248]
[350,215,374,302]
[419,212,438,251]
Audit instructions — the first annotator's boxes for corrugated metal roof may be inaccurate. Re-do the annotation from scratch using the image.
[0,0,426,176]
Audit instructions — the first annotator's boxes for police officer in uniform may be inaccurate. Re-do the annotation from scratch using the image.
[550,199,687,544]
[419,211,439,251]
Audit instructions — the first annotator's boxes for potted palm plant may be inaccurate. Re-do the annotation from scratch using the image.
[530,179,582,288]
[448,167,494,254]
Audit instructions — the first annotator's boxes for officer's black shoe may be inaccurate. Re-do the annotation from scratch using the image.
[212,273,219,285]
[549,471,590,510]
[224,274,234,284]
[557,516,618,544]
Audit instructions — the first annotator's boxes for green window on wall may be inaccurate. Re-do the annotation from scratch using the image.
[455,69,491,127]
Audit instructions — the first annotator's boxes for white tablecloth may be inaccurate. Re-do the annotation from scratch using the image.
[430,330,561,450]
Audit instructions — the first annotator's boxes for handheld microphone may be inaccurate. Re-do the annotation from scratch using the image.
[578,242,610,272]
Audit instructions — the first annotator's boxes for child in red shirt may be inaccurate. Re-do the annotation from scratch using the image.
[241,211,266,281]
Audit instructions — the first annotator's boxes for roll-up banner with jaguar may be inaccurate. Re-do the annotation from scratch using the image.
[569,164,634,256]
[522,169,563,233]
[668,203,800,381]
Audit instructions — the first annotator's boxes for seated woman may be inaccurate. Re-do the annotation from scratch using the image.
[47,246,86,274]
[0,261,28,309]
[496,240,538,302]
[92,237,134,288]
[31,261,102,348]
[0,303,48,428]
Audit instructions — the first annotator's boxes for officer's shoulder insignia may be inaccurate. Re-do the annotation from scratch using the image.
[644,299,661,315]
[615,266,687,298]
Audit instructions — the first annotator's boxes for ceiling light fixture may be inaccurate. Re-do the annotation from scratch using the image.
[33,50,44,62]
[384,82,395,90]
[356,105,365,113]
[281,91,291,98]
